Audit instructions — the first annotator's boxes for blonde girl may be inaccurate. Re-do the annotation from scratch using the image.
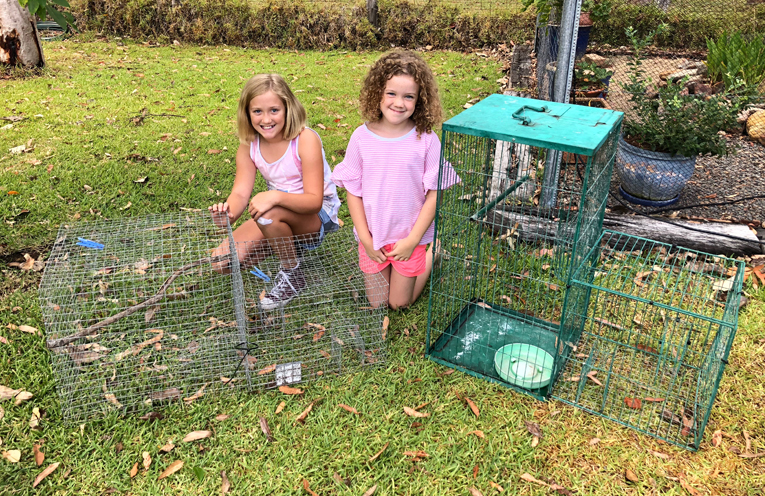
[210,74,341,309]
[332,51,460,310]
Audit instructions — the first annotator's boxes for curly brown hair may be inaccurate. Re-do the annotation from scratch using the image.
[359,51,443,136]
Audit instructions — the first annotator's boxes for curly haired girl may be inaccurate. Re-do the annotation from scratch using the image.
[332,51,460,309]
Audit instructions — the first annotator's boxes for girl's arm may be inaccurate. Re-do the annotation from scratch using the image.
[346,192,387,264]
[247,129,324,220]
[209,143,257,224]
[386,189,438,261]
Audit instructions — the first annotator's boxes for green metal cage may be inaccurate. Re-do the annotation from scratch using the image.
[554,231,744,450]
[425,95,744,449]
[426,95,623,400]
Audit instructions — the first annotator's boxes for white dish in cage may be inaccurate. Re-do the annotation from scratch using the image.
[494,343,554,389]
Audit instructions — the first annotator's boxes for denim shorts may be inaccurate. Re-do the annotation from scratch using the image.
[299,207,339,251]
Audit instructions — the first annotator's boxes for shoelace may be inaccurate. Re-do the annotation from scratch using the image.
[269,270,296,298]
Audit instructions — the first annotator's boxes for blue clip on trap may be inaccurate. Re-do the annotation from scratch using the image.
[76,237,105,250]
[250,267,271,282]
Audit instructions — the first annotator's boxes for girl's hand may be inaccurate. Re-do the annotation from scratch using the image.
[362,240,388,264]
[247,191,280,220]
[208,202,232,228]
[386,236,419,261]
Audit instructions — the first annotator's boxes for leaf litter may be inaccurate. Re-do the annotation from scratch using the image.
[32,462,60,488]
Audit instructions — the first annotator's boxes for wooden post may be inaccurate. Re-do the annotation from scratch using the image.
[367,0,379,28]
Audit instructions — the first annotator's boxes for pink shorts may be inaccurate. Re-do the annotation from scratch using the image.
[358,242,427,277]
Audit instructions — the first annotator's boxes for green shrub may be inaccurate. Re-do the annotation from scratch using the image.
[590,0,761,50]
[73,0,535,50]
[706,31,765,94]
[621,25,741,157]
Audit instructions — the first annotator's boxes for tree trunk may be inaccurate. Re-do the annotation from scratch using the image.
[484,207,763,256]
[0,0,44,68]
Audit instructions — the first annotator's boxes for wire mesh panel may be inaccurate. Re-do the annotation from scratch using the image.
[554,231,744,450]
[39,212,248,422]
[426,94,622,399]
[237,227,388,389]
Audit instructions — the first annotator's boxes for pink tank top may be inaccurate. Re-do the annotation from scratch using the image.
[249,128,341,223]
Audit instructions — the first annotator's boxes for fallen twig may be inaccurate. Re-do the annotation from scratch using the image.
[46,255,228,349]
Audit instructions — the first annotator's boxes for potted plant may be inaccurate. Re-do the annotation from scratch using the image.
[523,0,612,59]
[572,59,614,98]
[575,0,612,58]
[615,25,741,206]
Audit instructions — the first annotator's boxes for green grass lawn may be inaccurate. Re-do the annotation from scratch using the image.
[1,38,765,495]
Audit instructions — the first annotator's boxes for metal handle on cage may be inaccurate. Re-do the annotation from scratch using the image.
[511,105,548,126]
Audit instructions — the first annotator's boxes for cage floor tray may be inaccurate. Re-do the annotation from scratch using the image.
[429,301,559,397]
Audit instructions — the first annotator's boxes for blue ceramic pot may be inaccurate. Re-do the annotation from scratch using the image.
[615,136,696,202]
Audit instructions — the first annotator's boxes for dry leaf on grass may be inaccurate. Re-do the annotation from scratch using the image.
[302,479,319,496]
[105,393,123,408]
[383,316,389,332]
[368,442,389,462]
[159,442,175,453]
[0,386,21,401]
[221,470,231,494]
[362,485,377,496]
[644,397,665,403]
[158,460,184,480]
[14,391,33,406]
[182,430,212,443]
[32,462,60,488]
[183,384,208,403]
[29,407,41,429]
[525,421,543,438]
[258,364,276,376]
[468,487,483,496]
[586,371,603,386]
[260,417,274,442]
[338,404,360,415]
[589,437,600,446]
[403,407,429,418]
[215,414,230,421]
[624,397,642,409]
[19,325,39,335]
[625,469,639,482]
[33,444,44,466]
[129,462,138,478]
[312,330,325,342]
[467,430,485,439]
[711,430,723,447]
[473,464,479,478]
[2,449,21,463]
[739,452,765,458]
[489,481,504,492]
[649,450,669,460]
[465,397,480,418]
[403,450,429,458]
[678,475,701,496]
[278,385,303,395]
[275,402,286,415]
[142,451,152,470]
[520,473,548,487]
[295,402,315,424]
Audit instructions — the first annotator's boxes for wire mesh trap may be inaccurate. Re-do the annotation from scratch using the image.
[554,231,745,450]
[236,227,388,389]
[39,212,248,422]
[426,94,623,399]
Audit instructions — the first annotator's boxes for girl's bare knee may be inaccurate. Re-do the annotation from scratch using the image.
[388,299,410,311]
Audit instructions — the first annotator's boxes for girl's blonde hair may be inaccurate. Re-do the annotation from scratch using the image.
[359,51,443,135]
[237,74,306,143]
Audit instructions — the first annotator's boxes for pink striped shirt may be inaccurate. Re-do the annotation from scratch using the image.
[332,124,461,251]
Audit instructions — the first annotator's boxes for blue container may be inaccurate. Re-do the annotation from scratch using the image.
[615,136,696,202]
[574,25,592,60]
